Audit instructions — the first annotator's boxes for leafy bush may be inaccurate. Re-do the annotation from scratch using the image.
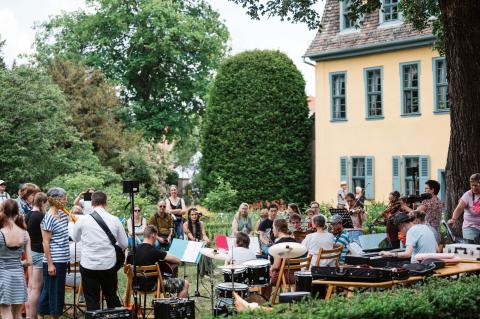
[200,50,311,204]
[203,177,238,214]
[219,276,480,319]
[0,65,108,189]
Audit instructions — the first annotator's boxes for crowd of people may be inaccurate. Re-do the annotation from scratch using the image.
[0,173,479,317]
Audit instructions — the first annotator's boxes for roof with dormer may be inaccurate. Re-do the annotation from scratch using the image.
[305,0,434,61]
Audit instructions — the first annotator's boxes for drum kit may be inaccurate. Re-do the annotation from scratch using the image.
[199,242,308,316]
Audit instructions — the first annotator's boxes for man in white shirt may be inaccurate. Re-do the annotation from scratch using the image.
[73,191,128,311]
[227,232,257,265]
[0,180,10,203]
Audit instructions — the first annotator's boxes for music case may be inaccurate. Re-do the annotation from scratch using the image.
[311,266,409,282]
[443,244,480,261]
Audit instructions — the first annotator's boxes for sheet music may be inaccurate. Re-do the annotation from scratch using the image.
[183,241,204,263]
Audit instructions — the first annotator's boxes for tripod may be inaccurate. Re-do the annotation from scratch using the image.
[123,180,141,319]
[63,240,84,318]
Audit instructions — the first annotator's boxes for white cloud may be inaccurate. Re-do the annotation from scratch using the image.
[0,9,34,66]
[1,0,322,94]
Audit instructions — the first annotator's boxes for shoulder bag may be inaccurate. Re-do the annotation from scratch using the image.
[91,211,125,271]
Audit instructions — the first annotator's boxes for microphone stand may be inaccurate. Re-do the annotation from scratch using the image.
[129,191,139,319]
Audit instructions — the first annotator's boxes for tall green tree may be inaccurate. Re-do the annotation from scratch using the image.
[0,65,116,188]
[35,0,229,142]
[229,0,480,220]
[47,59,135,170]
[201,50,311,204]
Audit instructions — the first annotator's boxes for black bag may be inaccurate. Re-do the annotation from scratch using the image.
[91,211,125,271]
[400,262,436,276]
[311,266,409,282]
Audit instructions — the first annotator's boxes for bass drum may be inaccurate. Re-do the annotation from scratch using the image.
[243,259,270,287]
[294,271,326,298]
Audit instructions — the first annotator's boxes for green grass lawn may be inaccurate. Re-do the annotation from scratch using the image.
[62,259,225,319]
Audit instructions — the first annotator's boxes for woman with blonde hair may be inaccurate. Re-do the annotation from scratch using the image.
[232,203,253,236]
[38,188,70,319]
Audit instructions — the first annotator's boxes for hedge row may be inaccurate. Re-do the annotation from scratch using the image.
[222,276,480,319]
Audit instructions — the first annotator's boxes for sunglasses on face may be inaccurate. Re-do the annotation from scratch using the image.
[134,209,141,212]
[158,205,166,208]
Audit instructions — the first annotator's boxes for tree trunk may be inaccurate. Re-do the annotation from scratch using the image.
[441,0,480,235]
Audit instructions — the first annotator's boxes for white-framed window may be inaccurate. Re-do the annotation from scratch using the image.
[400,62,420,115]
[433,57,448,112]
[379,0,402,24]
[364,67,383,118]
[340,0,356,31]
[330,72,347,121]
[392,155,430,196]
[340,156,375,199]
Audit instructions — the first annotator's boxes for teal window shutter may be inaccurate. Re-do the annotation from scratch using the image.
[419,156,430,192]
[365,156,374,199]
[392,156,401,192]
[340,156,348,185]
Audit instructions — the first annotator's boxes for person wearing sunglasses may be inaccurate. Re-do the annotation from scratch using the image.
[126,205,147,249]
[148,200,173,250]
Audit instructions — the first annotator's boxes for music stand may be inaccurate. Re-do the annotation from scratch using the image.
[329,208,354,229]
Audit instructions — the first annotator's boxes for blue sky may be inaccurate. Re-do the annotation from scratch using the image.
[0,0,324,94]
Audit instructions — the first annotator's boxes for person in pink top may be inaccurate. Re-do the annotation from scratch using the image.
[448,173,480,241]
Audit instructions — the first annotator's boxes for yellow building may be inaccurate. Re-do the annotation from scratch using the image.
[305,0,449,205]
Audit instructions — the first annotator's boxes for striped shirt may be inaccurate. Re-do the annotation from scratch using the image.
[333,230,351,264]
[41,211,70,263]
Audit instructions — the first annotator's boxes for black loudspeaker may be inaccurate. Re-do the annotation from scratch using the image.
[153,298,195,319]
[122,180,140,194]
[85,307,130,319]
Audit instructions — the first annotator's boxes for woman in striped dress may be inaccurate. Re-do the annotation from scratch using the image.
[38,188,70,319]
[0,199,32,319]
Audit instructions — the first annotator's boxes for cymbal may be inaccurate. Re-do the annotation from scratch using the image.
[218,264,245,271]
[200,248,228,260]
[268,242,307,259]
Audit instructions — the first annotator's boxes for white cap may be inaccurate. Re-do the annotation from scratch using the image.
[0,180,5,185]
[340,181,347,186]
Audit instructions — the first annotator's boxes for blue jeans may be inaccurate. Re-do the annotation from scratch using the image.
[174,218,184,239]
[463,227,480,241]
[38,262,67,316]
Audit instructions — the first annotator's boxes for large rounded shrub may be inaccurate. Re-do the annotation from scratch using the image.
[200,50,311,204]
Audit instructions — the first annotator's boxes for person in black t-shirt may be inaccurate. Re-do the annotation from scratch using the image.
[258,204,278,255]
[26,192,48,319]
[128,225,189,297]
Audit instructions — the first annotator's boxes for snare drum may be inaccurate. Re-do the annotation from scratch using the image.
[222,267,248,285]
[294,271,326,298]
[243,259,270,287]
[216,282,249,300]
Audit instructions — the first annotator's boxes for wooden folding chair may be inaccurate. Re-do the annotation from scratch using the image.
[315,245,343,267]
[271,255,312,304]
[124,263,166,316]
